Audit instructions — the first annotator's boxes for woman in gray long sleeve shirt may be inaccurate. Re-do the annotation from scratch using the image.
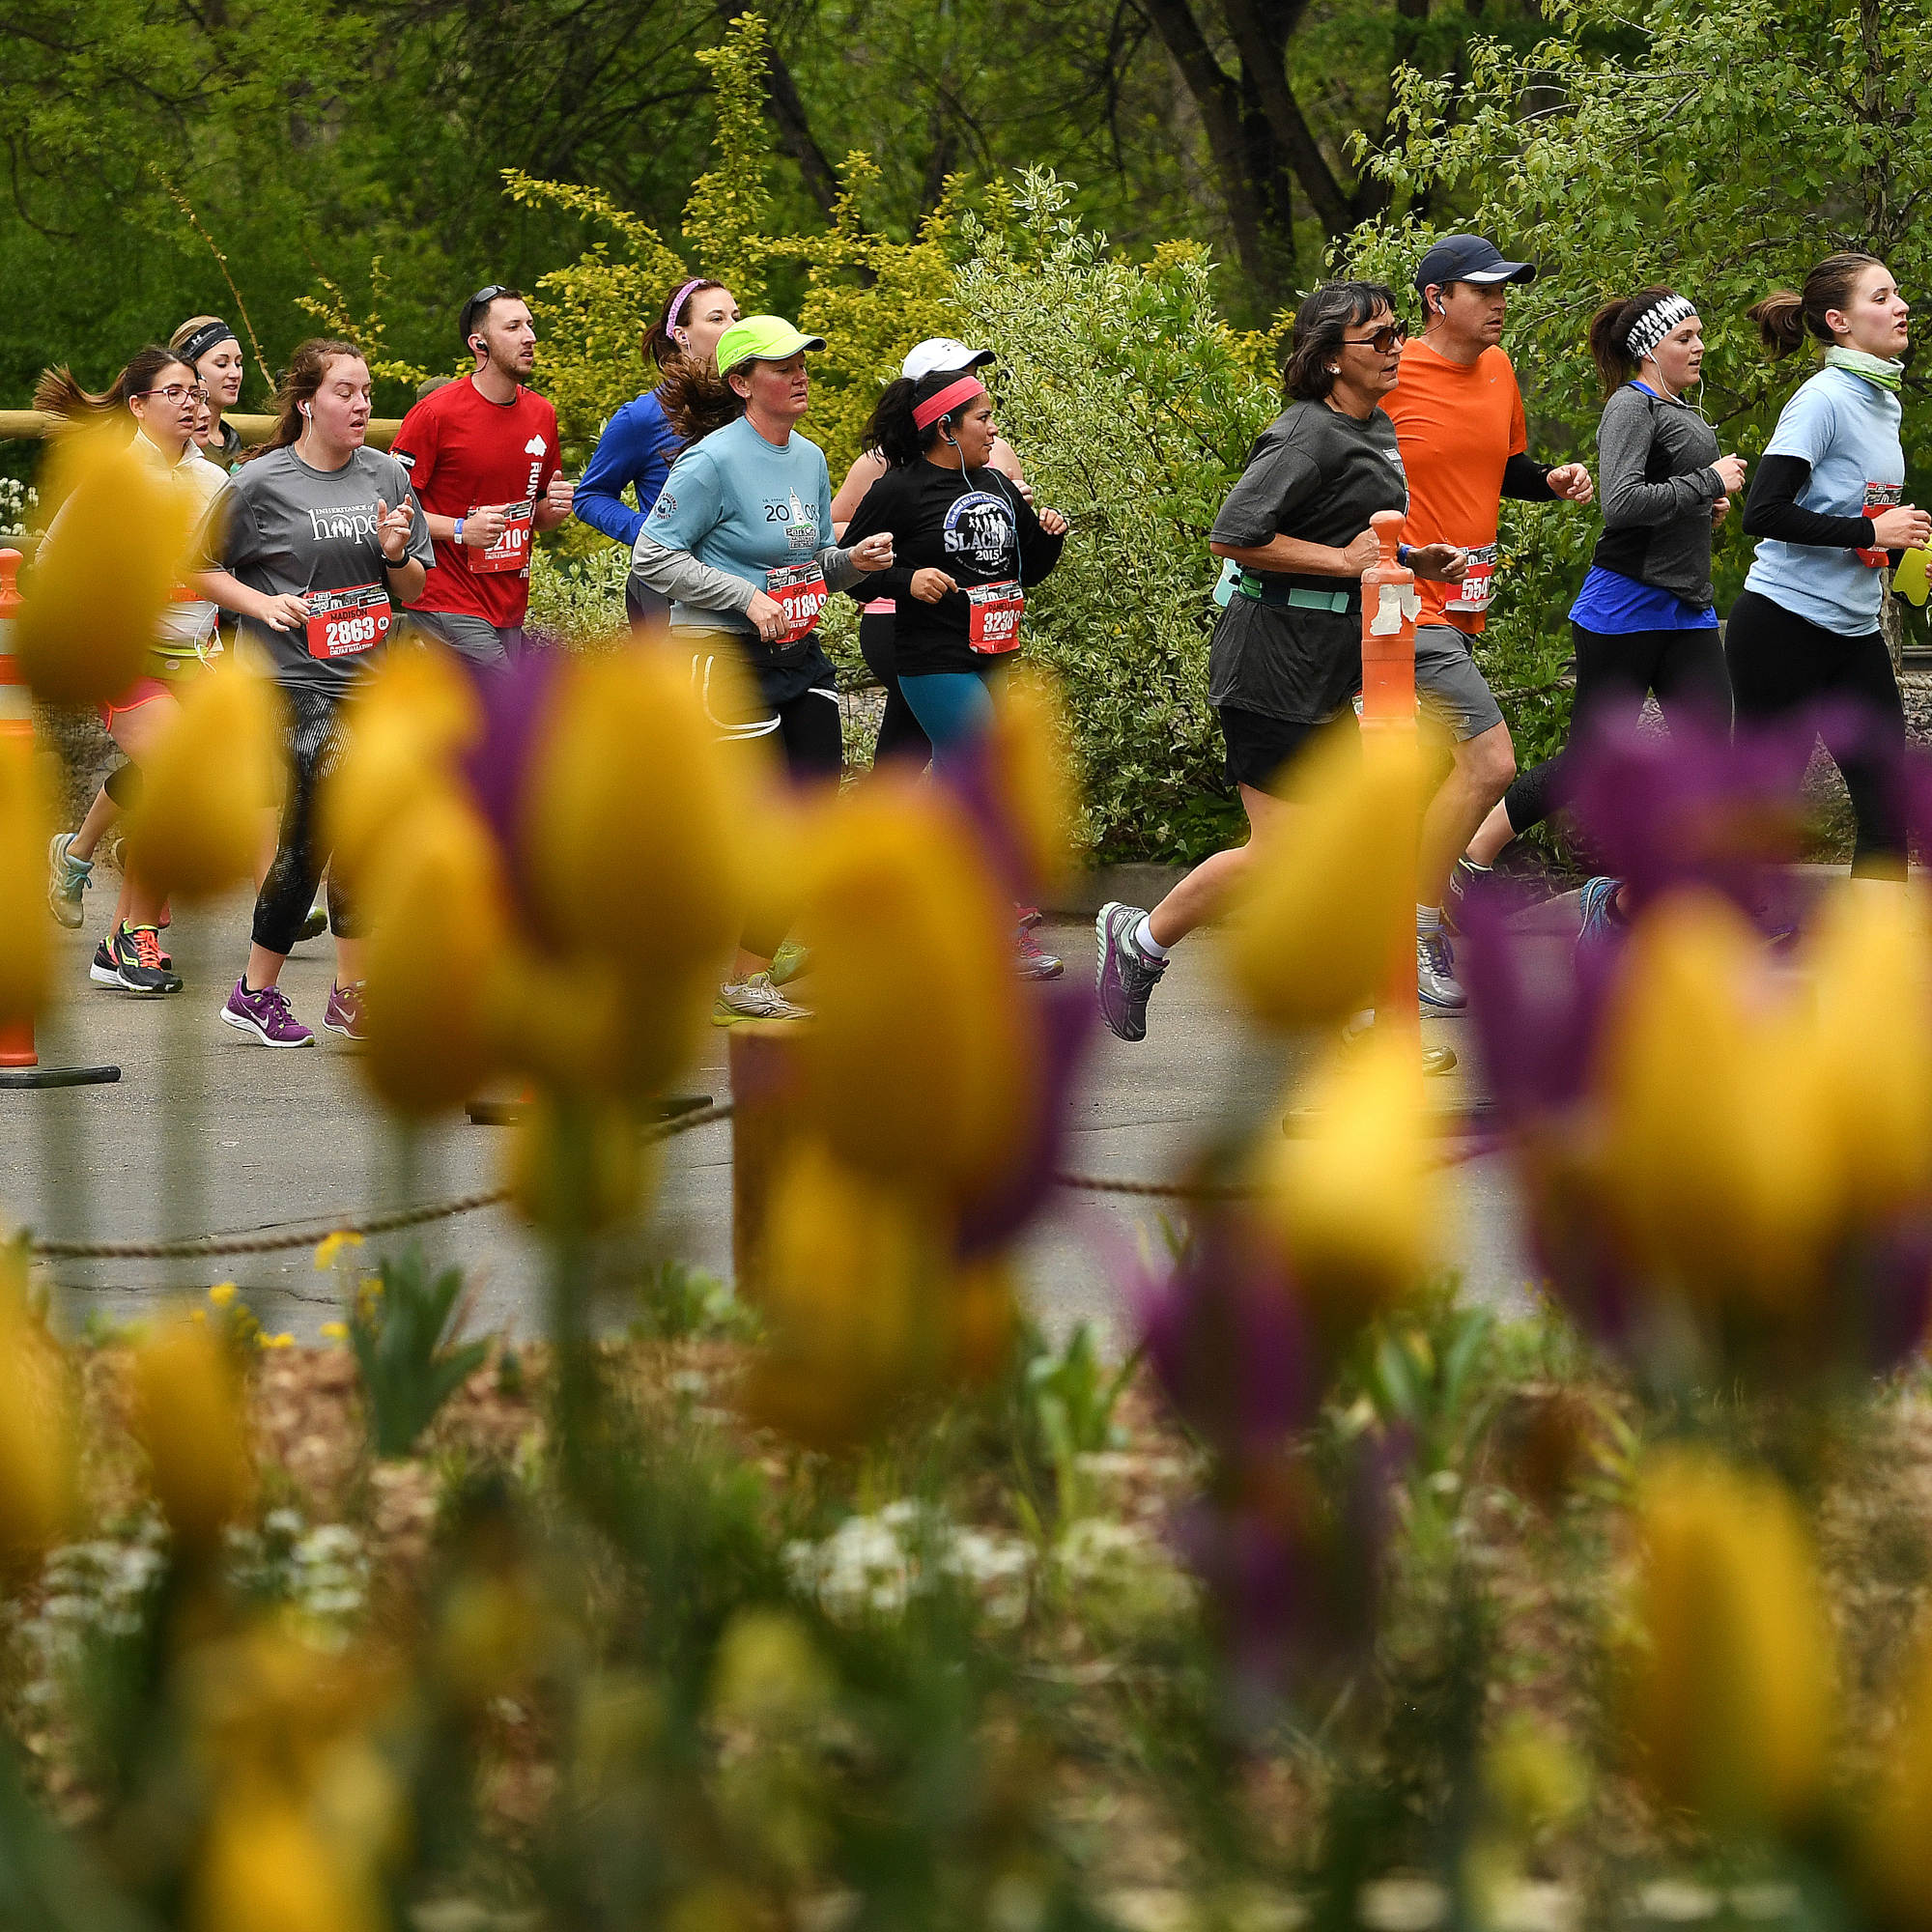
[1458,287,1747,923]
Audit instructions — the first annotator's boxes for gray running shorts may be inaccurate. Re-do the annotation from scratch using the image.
[1413,623,1505,742]
[409,609,526,668]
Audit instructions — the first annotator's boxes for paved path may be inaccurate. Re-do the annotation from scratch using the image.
[0,895,1542,1350]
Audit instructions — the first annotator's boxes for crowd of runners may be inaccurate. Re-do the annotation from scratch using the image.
[21,237,1925,1059]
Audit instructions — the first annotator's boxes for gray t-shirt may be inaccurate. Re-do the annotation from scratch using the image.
[207,445,432,692]
[1207,400,1408,724]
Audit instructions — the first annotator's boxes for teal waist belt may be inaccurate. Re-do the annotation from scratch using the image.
[1235,571,1355,614]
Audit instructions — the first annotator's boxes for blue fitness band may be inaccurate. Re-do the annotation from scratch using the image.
[1396,542,1412,567]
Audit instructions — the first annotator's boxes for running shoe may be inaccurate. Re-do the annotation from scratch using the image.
[221,978,314,1048]
[321,980,366,1040]
[89,938,119,987]
[47,834,91,928]
[1442,856,1492,937]
[1015,924,1064,980]
[1576,876,1627,952]
[109,923,183,996]
[712,973,810,1026]
[770,939,811,987]
[297,907,329,944]
[1095,901,1167,1042]
[1016,906,1043,932]
[1416,930,1466,1011]
[1333,1012,1458,1077]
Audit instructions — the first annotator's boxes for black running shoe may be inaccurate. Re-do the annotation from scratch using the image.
[1095,901,1167,1042]
[110,923,183,995]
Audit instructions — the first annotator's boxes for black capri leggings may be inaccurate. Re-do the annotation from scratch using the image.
[1723,587,1907,878]
[1504,621,1731,835]
[253,681,356,954]
[858,609,932,766]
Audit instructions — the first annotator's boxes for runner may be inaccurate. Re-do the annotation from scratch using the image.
[630,315,895,1023]
[830,339,1031,769]
[35,347,226,993]
[1094,282,1466,1042]
[1380,234,1593,1008]
[169,317,247,469]
[195,337,432,1046]
[1726,252,1929,882]
[575,276,741,625]
[1462,287,1745,937]
[838,361,1070,978]
[390,286,571,668]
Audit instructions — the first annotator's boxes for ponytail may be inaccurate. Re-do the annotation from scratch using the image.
[1747,252,1885,357]
[860,366,982,468]
[1588,286,1684,395]
[654,358,743,443]
[242,337,362,462]
[641,276,727,371]
[34,346,186,423]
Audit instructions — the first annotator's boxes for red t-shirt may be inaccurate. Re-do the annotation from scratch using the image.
[391,376,560,627]
[1380,338,1527,635]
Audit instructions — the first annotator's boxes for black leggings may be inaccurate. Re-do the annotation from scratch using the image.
[859,609,931,766]
[254,682,356,954]
[1724,587,1907,877]
[1505,621,1731,834]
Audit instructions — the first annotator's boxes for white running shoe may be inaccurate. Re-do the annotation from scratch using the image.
[711,972,811,1026]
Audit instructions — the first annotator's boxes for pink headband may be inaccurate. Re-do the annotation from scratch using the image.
[913,375,985,431]
[667,277,707,332]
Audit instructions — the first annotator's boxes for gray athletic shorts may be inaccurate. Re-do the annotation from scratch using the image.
[410,609,526,668]
[1413,624,1505,742]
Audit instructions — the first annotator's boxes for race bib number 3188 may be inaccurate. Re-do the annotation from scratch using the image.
[765,561,828,646]
[304,583,391,661]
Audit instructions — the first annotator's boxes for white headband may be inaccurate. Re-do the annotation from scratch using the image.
[1626,293,1696,362]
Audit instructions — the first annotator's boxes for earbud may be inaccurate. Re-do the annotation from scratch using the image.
[1327,366,1339,376]
[299,403,311,417]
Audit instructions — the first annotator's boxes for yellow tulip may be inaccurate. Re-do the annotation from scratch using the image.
[1596,891,1835,1310]
[1254,1032,1438,1335]
[503,1090,648,1233]
[1624,1451,1832,1833]
[1896,548,1931,609]
[124,660,282,899]
[0,735,52,1026]
[794,779,1031,1198]
[983,670,1077,899]
[190,1783,381,1932]
[1222,730,1421,1028]
[130,1314,253,1552]
[17,423,194,706]
[0,1244,74,1573]
[710,1609,834,1728]
[1861,1622,1932,1927]
[359,793,508,1113]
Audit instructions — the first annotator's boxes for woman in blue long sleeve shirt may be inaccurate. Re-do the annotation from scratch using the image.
[574,276,741,623]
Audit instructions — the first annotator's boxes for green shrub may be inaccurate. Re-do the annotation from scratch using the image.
[348,1247,492,1459]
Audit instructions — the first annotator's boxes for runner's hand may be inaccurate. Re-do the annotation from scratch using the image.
[1406,543,1466,582]
[253,593,313,632]
[375,497,414,562]
[1871,504,1932,550]
[747,590,789,644]
[1339,529,1381,576]
[1548,462,1594,504]
[1037,508,1069,537]
[850,532,895,572]
[1714,453,1747,495]
[910,568,958,603]
[1712,497,1730,526]
[544,475,575,516]
[464,505,509,548]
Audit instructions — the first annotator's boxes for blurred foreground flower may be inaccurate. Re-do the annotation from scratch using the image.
[0,734,53,1026]
[1623,1451,1832,1835]
[17,423,195,705]
[0,1240,75,1574]
[1861,1620,1932,1928]
[131,1314,254,1553]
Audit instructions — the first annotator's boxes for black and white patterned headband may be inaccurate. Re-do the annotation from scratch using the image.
[1626,294,1696,362]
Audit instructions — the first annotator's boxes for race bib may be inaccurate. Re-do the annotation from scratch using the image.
[965,579,1026,654]
[1860,481,1903,568]
[1444,543,1498,614]
[472,499,535,575]
[765,560,827,646]
[304,583,391,662]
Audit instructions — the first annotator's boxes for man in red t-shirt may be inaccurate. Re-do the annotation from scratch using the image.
[392,286,574,667]
[1381,234,1594,1010]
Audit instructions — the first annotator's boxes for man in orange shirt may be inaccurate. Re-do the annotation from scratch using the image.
[1382,234,1594,1009]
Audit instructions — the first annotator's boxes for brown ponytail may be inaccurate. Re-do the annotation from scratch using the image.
[1747,252,1885,356]
[640,276,727,371]
[242,337,363,461]
[654,358,744,443]
[34,347,188,422]
[1588,287,1681,395]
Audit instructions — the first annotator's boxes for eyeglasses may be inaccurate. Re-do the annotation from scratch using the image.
[138,383,209,405]
[1342,324,1407,354]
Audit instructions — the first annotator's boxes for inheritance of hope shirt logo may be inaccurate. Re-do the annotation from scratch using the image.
[307,503,384,541]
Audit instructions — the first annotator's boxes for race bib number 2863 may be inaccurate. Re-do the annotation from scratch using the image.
[304,583,391,661]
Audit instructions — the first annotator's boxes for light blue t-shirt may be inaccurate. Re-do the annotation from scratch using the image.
[1744,365,1904,635]
[644,414,834,635]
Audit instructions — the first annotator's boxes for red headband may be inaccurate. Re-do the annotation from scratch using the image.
[912,375,985,431]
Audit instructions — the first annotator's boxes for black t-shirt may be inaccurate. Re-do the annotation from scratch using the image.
[839,460,1065,677]
[1207,399,1408,724]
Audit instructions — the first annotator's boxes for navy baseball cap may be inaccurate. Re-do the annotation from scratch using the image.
[1414,234,1537,296]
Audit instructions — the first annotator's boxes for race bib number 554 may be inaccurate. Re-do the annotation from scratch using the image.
[1445,543,1498,614]
[305,583,391,661]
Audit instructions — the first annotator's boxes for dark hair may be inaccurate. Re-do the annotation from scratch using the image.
[459,286,524,350]
[860,367,986,468]
[655,359,743,443]
[34,347,192,421]
[642,277,728,370]
[1747,253,1887,357]
[242,338,365,460]
[1588,286,1685,393]
[1282,281,1398,401]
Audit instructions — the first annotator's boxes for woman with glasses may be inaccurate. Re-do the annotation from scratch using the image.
[1094,282,1466,1044]
[36,346,227,993]
[170,317,247,469]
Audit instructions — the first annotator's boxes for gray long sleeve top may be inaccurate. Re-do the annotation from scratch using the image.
[1590,383,1725,607]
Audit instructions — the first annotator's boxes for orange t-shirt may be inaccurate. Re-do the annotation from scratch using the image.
[1381,337,1527,635]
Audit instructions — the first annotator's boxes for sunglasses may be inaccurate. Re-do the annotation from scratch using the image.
[461,284,514,338]
[139,383,209,405]
[1343,324,1408,354]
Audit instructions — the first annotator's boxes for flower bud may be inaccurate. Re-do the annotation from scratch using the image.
[1223,731,1421,1028]
[1624,1451,1831,1833]
[0,1243,74,1575]
[131,1314,253,1552]
[17,424,194,705]
[125,660,282,900]
[504,1091,647,1233]
[982,670,1076,899]
[191,1782,380,1932]
[1862,1623,1932,1927]
[0,736,53,1027]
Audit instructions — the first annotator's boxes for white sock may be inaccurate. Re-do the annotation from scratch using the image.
[1133,915,1170,959]
[1416,903,1443,934]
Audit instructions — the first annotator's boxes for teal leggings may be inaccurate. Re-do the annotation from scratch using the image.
[897,668,1001,768]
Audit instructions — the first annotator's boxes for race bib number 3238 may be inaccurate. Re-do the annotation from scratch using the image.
[965,579,1025,653]
[304,583,392,661]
